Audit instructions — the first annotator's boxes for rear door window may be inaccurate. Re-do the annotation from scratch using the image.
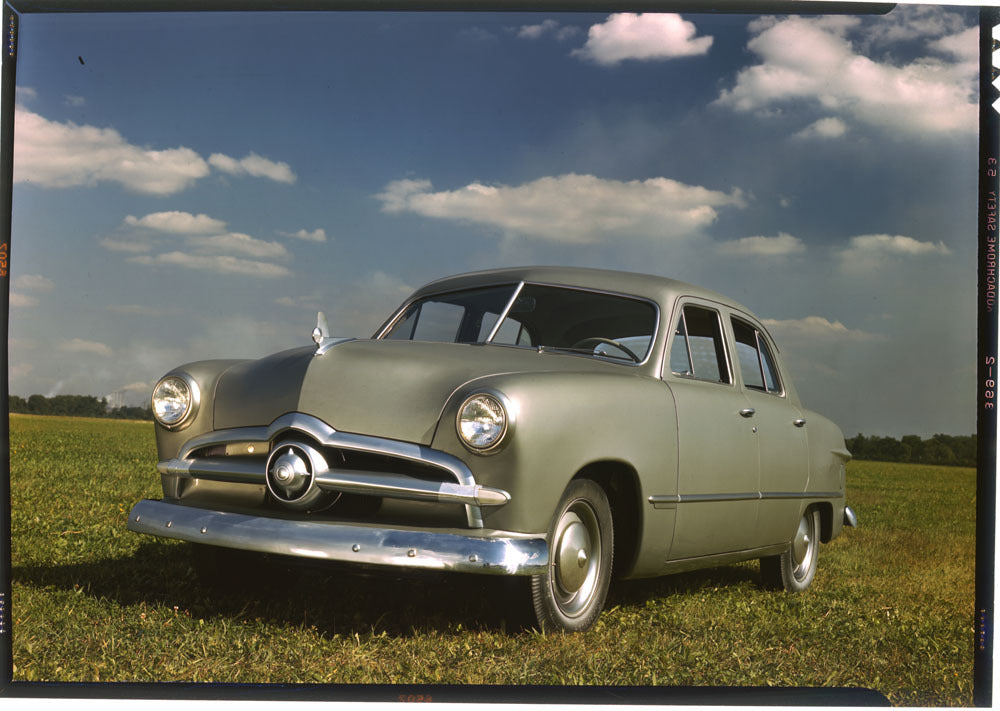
[731,317,783,395]
[670,305,731,384]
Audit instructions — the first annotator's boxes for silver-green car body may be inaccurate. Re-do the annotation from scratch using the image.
[129,266,855,627]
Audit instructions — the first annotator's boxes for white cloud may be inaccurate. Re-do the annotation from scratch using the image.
[762,316,884,343]
[861,5,967,45]
[12,274,54,291]
[376,173,744,243]
[209,152,296,184]
[9,292,37,307]
[518,19,559,40]
[188,232,288,259]
[129,251,291,278]
[280,228,327,243]
[930,26,979,63]
[15,102,298,194]
[14,107,210,194]
[517,20,579,42]
[124,211,228,235]
[715,15,977,136]
[717,232,805,257]
[120,381,153,393]
[107,211,289,275]
[59,338,113,356]
[793,117,848,140]
[838,234,951,273]
[843,233,951,258]
[16,86,37,102]
[572,13,712,65]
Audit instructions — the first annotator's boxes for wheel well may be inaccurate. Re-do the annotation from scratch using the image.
[814,502,834,543]
[573,462,641,579]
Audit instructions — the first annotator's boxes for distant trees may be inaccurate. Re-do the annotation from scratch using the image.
[845,432,976,468]
[9,394,153,421]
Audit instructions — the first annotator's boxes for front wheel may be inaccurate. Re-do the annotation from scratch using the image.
[760,508,820,592]
[530,479,613,632]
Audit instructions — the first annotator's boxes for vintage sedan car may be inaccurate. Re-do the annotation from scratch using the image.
[128,266,856,631]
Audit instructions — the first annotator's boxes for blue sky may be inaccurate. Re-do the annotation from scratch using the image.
[6,6,981,437]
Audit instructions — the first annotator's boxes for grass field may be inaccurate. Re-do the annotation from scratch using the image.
[7,414,977,704]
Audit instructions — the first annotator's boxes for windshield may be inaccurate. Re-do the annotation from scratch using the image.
[381,282,657,363]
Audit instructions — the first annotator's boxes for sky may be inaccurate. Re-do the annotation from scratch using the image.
[4,5,982,438]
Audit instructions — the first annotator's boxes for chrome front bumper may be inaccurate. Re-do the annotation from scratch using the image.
[127,499,548,576]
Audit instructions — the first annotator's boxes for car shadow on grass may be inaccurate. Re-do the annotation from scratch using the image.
[13,542,529,635]
[14,542,762,638]
[608,562,762,609]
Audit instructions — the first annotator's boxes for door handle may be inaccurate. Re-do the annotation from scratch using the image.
[793,418,806,427]
[739,408,755,418]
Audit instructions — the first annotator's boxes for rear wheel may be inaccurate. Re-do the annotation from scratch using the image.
[760,508,820,592]
[529,479,613,632]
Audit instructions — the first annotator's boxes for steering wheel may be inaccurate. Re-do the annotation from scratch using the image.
[569,337,641,363]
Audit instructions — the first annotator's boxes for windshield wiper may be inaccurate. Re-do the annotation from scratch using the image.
[536,345,633,361]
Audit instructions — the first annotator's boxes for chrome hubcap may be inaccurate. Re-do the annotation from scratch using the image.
[551,500,601,617]
[791,513,816,580]
[556,516,591,593]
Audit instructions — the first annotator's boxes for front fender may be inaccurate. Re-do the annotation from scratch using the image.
[430,370,679,536]
[153,359,249,461]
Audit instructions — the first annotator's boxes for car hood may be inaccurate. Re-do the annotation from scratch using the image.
[212,339,625,445]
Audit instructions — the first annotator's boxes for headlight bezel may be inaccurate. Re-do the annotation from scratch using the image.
[151,373,201,430]
[455,390,514,454]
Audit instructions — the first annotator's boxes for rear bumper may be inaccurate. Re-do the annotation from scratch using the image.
[127,499,548,576]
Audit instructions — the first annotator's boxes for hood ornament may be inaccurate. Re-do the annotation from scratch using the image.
[311,311,353,356]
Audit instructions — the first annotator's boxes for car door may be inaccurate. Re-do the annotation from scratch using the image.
[728,314,810,546]
[662,300,761,559]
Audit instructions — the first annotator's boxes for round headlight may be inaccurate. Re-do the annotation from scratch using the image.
[151,374,199,429]
[457,393,508,452]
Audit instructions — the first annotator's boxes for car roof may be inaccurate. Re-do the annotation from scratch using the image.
[410,266,754,317]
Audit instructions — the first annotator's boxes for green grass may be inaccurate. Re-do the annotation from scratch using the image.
[9,414,976,704]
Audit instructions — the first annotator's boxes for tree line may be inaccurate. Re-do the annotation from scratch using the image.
[9,394,153,421]
[845,432,976,468]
